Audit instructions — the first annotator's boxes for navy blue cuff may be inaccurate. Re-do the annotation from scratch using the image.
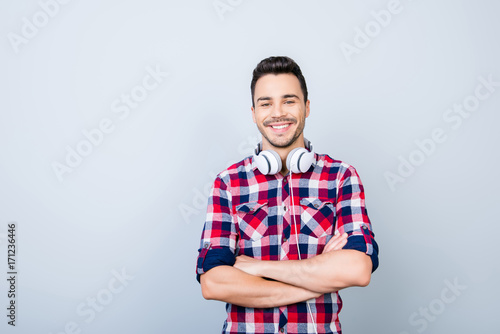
[343,235,379,273]
[196,247,236,283]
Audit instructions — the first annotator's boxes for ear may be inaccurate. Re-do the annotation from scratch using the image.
[251,106,256,123]
[305,100,310,118]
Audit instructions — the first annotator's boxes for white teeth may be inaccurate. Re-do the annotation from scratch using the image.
[271,124,290,129]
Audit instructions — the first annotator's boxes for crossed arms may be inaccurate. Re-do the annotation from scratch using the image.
[200,233,373,308]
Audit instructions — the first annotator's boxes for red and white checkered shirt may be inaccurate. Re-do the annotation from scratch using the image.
[196,153,379,334]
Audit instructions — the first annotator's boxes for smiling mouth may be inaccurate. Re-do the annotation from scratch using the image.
[270,124,291,130]
[264,118,296,131]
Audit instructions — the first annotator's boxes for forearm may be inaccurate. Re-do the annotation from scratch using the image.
[200,265,322,308]
[258,249,372,293]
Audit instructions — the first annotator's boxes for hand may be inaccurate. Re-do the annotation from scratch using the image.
[322,232,348,254]
[234,255,263,277]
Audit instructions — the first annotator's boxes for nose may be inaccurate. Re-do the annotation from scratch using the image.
[270,102,286,118]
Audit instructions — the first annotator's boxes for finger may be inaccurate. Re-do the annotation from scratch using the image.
[323,239,335,253]
[323,234,342,253]
[322,239,336,254]
[325,232,342,247]
[328,233,347,249]
[335,237,348,250]
[323,240,336,253]
[323,233,348,253]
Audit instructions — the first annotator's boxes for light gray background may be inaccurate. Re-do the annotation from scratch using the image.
[1,0,499,333]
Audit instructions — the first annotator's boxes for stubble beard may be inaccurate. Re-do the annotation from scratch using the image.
[258,115,306,149]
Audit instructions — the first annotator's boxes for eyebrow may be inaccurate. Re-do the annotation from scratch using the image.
[256,94,301,103]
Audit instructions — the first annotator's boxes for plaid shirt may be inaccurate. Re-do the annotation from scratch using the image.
[196,153,379,334]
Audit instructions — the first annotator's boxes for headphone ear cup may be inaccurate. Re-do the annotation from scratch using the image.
[287,148,314,173]
[254,150,282,175]
[286,148,303,174]
[298,150,315,173]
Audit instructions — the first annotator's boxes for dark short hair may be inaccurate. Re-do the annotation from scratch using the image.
[250,56,308,107]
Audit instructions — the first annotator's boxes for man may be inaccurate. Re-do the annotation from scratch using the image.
[195,56,379,334]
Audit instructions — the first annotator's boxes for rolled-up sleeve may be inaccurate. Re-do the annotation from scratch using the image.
[335,165,379,272]
[196,174,238,283]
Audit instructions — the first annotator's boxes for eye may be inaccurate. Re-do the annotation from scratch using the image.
[284,100,295,105]
[260,103,270,107]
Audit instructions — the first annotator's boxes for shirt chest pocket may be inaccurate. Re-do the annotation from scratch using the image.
[235,201,269,241]
[299,197,335,238]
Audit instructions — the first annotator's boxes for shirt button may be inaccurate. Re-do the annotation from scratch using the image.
[203,244,209,249]
[362,225,368,230]
[280,328,284,333]
[314,203,319,208]
[283,237,287,242]
[283,205,287,211]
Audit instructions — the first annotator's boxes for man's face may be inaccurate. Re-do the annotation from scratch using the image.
[251,73,310,149]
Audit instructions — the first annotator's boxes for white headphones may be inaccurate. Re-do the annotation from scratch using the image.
[253,138,315,175]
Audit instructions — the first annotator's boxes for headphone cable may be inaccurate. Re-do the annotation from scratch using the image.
[289,172,318,334]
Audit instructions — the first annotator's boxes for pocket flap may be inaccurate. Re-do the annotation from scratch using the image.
[300,197,332,210]
[235,201,267,214]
